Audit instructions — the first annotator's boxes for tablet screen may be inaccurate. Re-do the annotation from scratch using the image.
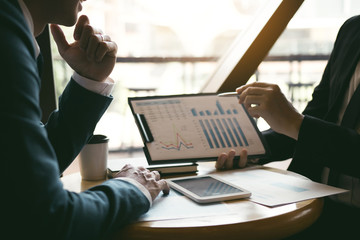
[172,176,244,197]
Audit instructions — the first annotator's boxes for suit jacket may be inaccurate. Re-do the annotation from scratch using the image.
[260,15,360,182]
[0,0,149,239]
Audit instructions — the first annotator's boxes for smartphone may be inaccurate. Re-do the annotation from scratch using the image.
[167,175,251,203]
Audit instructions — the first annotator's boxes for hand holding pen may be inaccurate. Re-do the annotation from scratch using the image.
[219,82,303,140]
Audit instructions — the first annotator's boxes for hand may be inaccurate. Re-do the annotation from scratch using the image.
[236,82,304,140]
[114,164,170,201]
[216,149,248,170]
[50,15,118,82]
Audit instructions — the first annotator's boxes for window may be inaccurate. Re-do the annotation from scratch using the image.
[51,0,358,151]
[253,0,359,129]
[52,0,271,151]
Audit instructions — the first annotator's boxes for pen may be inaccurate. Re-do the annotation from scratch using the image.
[217,92,239,97]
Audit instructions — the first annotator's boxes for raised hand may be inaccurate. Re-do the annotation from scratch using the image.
[50,15,118,82]
[237,82,304,140]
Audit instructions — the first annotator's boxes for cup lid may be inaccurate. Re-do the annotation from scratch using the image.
[88,134,109,144]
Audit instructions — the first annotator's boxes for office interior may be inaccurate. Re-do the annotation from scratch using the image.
[35,0,360,175]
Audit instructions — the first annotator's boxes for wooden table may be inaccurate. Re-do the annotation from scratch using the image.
[61,162,323,240]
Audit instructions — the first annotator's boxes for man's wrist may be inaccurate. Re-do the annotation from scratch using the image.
[72,72,115,96]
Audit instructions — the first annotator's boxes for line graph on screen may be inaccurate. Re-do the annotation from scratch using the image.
[159,125,194,151]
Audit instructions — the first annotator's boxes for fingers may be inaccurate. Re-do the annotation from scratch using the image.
[115,165,169,200]
[236,82,274,95]
[159,179,170,195]
[50,24,70,55]
[74,15,101,51]
[237,82,276,105]
[215,149,236,170]
[238,149,248,168]
[238,86,271,105]
[113,164,134,178]
[236,82,280,119]
[74,15,117,62]
[240,94,262,116]
[120,163,134,172]
[142,170,160,181]
[225,149,236,169]
[137,166,147,172]
[153,171,161,181]
[216,148,249,170]
[94,40,117,62]
[74,15,90,40]
[215,153,228,170]
[79,26,103,60]
[139,170,169,200]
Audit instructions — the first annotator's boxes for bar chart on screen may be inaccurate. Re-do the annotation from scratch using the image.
[129,94,267,162]
[191,100,249,150]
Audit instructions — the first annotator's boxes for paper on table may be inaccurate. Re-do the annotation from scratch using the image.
[137,166,347,222]
[139,190,232,222]
[214,166,348,207]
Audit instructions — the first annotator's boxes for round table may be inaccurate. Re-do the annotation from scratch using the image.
[61,162,323,240]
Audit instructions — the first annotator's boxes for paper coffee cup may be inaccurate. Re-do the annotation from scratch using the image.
[78,134,109,181]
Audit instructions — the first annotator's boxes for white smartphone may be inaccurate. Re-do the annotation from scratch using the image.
[167,175,251,203]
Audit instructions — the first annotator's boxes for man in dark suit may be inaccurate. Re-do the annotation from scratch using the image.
[216,16,360,238]
[0,0,169,239]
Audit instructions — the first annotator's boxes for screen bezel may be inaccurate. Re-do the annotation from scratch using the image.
[167,175,251,203]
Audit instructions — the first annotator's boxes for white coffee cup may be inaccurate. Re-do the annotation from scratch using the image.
[78,134,109,181]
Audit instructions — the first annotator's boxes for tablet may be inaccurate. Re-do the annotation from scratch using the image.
[167,175,251,203]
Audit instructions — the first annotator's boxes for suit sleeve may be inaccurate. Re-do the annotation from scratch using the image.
[259,48,334,165]
[260,17,360,181]
[45,79,112,173]
[289,116,360,181]
[0,1,150,239]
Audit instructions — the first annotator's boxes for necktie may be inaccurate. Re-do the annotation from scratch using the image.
[328,84,360,186]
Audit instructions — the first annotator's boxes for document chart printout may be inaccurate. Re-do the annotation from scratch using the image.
[215,167,348,207]
[130,94,267,162]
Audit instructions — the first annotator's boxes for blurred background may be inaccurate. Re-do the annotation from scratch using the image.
[51,0,360,155]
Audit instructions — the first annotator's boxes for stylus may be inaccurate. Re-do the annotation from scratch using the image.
[217,92,239,97]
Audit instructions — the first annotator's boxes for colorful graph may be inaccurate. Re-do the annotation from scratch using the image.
[159,125,194,151]
[191,100,239,117]
[191,100,249,149]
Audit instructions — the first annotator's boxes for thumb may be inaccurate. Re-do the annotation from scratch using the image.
[50,24,70,55]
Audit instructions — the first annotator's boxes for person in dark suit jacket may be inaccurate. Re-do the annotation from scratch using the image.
[216,15,360,238]
[0,0,169,239]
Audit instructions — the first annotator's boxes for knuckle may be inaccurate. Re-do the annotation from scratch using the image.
[98,42,108,51]
[272,84,281,92]
[243,96,250,105]
[103,34,111,41]
[83,24,94,34]
[158,180,168,189]
[89,35,98,43]
[113,41,118,50]
[138,166,146,171]
[243,87,250,95]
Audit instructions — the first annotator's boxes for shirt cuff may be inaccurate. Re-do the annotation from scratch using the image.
[115,177,153,206]
[72,72,115,96]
